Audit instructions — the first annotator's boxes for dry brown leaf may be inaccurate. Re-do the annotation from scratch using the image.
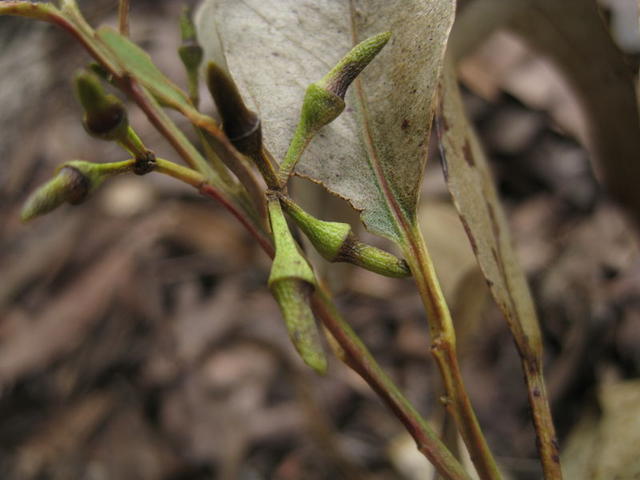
[419,200,478,302]
[437,57,561,474]
[0,210,177,384]
[562,380,640,479]
[451,0,640,219]
[509,0,640,220]
[438,59,542,359]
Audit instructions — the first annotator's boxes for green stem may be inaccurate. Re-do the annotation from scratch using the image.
[402,226,501,480]
[277,124,311,187]
[196,129,237,185]
[124,78,214,180]
[117,126,148,158]
[154,158,203,187]
[125,79,266,234]
[118,0,130,36]
[522,362,562,478]
[0,2,60,21]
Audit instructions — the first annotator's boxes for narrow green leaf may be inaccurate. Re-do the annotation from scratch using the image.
[96,26,193,112]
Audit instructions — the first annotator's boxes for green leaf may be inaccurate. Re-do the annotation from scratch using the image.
[195,0,455,243]
[96,26,193,113]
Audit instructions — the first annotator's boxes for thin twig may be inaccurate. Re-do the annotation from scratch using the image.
[254,146,281,191]
[118,0,130,36]
[523,362,561,477]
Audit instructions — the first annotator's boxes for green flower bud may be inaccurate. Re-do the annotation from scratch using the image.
[299,31,392,136]
[206,62,261,158]
[21,166,89,222]
[298,83,345,138]
[178,7,203,106]
[279,195,410,278]
[75,70,149,158]
[270,279,327,374]
[278,32,391,186]
[316,31,391,100]
[268,198,327,374]
[21,160,135,222]
[75,70,128,141]
[336,238,411,278]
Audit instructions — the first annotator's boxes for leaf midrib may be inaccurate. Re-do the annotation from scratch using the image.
[349,0,414,244]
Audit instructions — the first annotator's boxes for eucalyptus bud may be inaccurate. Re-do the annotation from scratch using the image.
[206,62,261,158]
[277,31,391,185]
[268,198,327,374]
[178,7,203,106]
[21,160,134,222]
[279,195,410,278]
[75,70,128,140]
[74,70,147,158]
[316,31,391,101]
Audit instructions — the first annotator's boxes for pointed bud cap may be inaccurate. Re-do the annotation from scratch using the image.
[21,166,89,222]
[271,279,327,374]
[179,6,198,44]
[268,198,327,374]
[316,31,391,100]
[336,239,411,278]
[280,195,410,278]
[206,62,261,157]
[21,160,131,222]
[277,33,390,185]
[299,31,391,134]
[75,70,128,141]
[300,31,391,134]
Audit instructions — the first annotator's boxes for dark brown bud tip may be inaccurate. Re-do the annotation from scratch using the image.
[206,62,261,155]
[83,102,127,137]
[75,70,128,141]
